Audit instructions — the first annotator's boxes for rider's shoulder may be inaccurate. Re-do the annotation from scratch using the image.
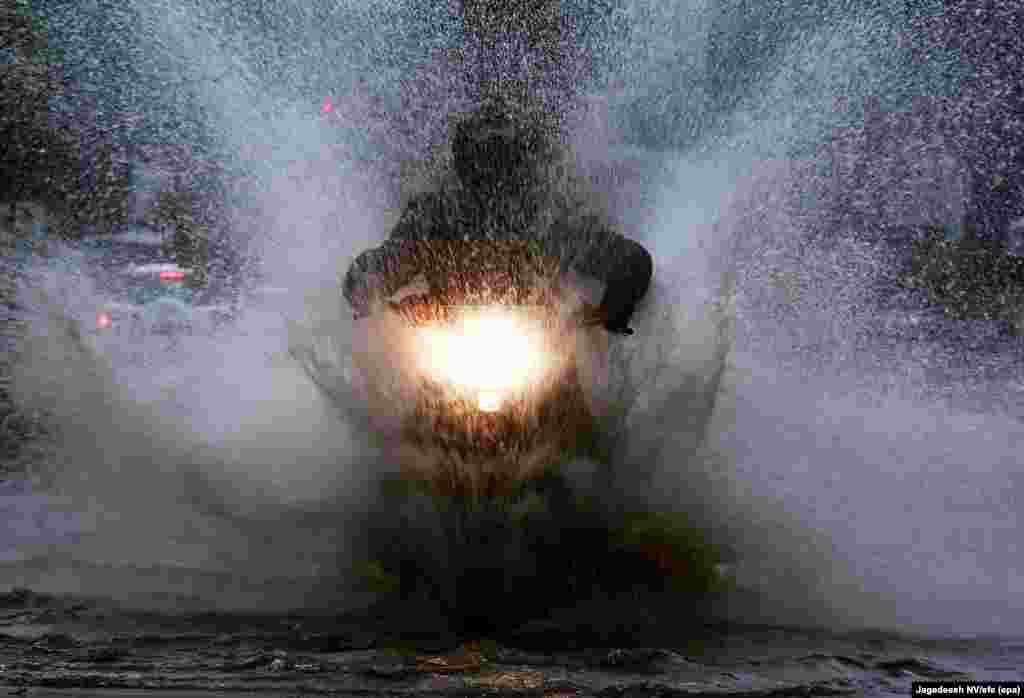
[552,206,617,238]
[401,189,446,215]
[391,190,445,238]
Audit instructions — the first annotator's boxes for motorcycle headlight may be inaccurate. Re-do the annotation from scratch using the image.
[414,309,549,412]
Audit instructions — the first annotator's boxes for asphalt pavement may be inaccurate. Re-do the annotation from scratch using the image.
[0,587,1021,696]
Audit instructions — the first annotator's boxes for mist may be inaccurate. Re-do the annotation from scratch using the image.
[5,0,1022,637]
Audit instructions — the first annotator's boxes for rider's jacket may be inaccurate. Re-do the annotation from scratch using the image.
[343,176,652,333]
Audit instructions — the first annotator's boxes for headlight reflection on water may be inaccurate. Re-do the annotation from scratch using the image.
[414,310,549,411]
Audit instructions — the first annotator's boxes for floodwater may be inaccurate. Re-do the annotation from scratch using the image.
[0,588,1021,696]
[3,0,1023,692]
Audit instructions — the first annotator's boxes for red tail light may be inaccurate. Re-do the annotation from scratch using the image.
[159,270,186,281]
[97,312,112,329]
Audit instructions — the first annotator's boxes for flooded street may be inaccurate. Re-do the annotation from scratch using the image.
[4,0,1024,694]
[0,588,1021,697]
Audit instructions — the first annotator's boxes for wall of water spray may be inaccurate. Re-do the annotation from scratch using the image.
[5,0,1023,635]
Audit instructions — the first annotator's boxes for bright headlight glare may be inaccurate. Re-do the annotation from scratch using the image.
[415,310,547,401]
[477,390,502,412]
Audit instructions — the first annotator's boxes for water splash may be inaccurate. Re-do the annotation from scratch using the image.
[6,0,1022,636]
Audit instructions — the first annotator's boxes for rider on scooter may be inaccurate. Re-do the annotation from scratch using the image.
[343,100,653,336]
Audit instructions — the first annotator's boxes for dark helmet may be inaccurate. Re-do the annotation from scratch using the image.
[451,103,552,190]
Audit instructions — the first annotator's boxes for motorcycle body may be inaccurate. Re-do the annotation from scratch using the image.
[283,240,738,625]
[348,291,599,498]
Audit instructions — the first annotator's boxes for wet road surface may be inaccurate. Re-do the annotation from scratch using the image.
[0,588,1021,697]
